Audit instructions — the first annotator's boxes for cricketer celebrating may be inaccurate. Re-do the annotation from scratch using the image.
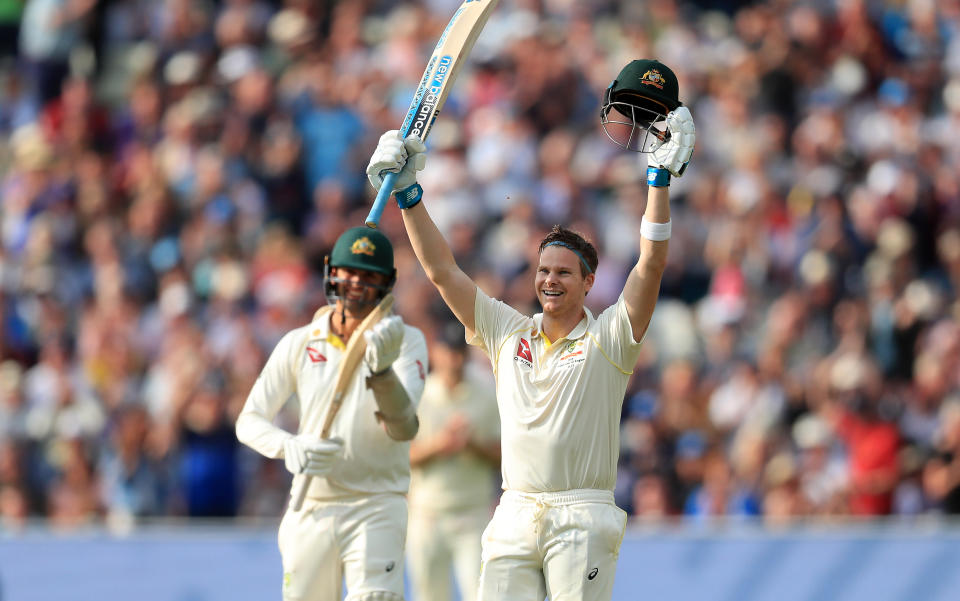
[236,227,427,601]
[366,59,695,600]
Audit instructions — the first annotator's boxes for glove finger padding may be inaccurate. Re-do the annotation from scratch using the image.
[649,106,696,177]
[303,437,343,461]
[403,136,427,172]
[283,434,313,475]
[364,316,405,374]
[366,131,428,193]
[367,131,407,190]
[302,438,344,477]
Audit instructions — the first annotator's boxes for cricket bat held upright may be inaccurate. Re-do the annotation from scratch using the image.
[365,0,501,228]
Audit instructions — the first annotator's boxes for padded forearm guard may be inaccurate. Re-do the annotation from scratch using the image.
[366,369,419,441]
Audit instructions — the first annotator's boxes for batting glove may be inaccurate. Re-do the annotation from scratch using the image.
[283,435,344,477]
[366,130,427,193]
[648,106,696,177]
[364,316,405,375]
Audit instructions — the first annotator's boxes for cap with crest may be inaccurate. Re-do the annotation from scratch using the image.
[608,59,682,116]
[329,227,394,276]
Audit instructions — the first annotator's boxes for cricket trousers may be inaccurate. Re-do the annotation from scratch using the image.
[407,504,489,601]
[278,492,408,601]
[477,489,627,601]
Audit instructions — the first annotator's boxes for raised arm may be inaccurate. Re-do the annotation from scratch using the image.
[400,202,477,334]
[623,185,671,343]
[367,131,478,335]
[622,107,696,342]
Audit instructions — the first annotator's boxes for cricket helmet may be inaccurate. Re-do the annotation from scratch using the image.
[601,59,683,152]
[324,226,396,305]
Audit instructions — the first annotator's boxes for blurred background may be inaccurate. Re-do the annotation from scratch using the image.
[1,0,959,599]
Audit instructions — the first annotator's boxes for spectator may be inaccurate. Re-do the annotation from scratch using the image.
[46,437,101,528]
[19,0,96,106]
[99,403,168,521]
[792,413,847,515]
[683,449,761,522]
[761,452,809,526]
[173,373,241,517]
[631,471,674,522]
[821,353,902,516]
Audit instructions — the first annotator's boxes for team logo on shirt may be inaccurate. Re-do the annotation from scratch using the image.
[558,340,585,368]
[306,347,327,363]
[514,338,533,368]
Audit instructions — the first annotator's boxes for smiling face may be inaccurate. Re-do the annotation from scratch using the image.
[330,266,390,314]
[535,245,595,315]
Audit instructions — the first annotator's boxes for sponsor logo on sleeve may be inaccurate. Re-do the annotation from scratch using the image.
[514,338,533,368]
[306,347,327,363]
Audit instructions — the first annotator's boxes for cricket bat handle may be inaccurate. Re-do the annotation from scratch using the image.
[289,474,310,511]
[365,172,399,228]
[288,395,343,511]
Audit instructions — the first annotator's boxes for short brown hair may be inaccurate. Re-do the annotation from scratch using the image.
[538,225,598,277]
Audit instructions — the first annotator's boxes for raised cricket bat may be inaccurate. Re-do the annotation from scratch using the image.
[365,0,500,228]
[289,293,395,511]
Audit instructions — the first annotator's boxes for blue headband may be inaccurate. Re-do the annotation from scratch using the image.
[543,241,593,274]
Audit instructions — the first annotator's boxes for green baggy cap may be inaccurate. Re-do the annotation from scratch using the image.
[609,59,682,116]
[329,226,394,276]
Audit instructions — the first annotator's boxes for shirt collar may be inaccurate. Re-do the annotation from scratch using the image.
[531,307,594,343]
[306,307,334,341]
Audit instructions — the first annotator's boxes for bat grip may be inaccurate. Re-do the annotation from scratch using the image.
[365,172,399,228]
[289,474,310,511]
[288,409,341,512]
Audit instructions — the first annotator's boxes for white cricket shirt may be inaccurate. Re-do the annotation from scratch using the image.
[408,370,500,511]
[236,310,428,499]
[470,290,643,493]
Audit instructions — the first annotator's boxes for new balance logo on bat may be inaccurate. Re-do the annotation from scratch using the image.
[410,55,452,138]
[431,55,452,88]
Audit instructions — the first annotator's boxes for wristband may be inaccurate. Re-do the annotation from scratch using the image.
[640,216,672,241]
[646,166,671,188]
[395,183,423,209]
[368,366,392,378]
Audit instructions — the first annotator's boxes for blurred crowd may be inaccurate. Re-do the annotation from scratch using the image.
[1,0,960,531]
